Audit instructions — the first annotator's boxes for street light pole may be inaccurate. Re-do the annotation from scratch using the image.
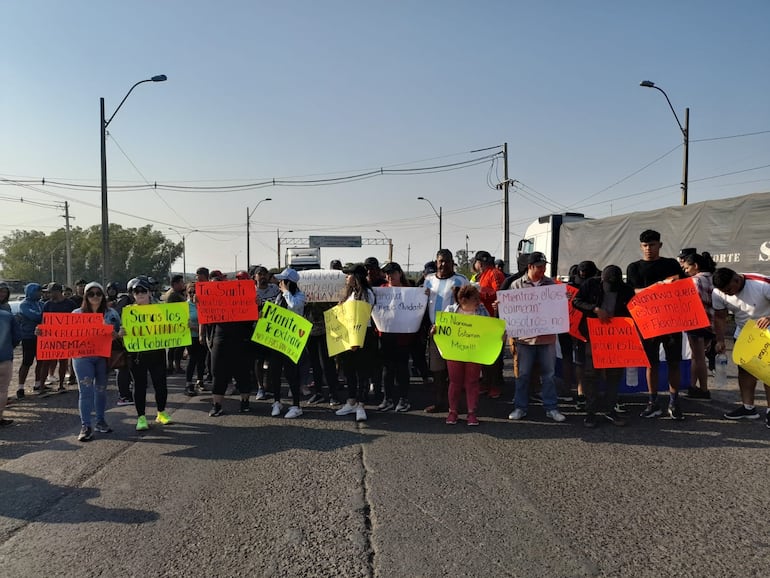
[375,229,393,262]
[417,196,442,251]
[246,197,272,269]
[640,80,689,206]
[100,74,167,283]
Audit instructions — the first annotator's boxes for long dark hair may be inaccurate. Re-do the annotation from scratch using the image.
[84,290,108,314]
[343,269,373,302]
[685,252,717,274]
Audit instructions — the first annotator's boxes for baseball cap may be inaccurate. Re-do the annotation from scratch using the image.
[343,264,367,276]
[364,257,380,269]
[274,268,300,284]
[527,252,548,265]
[48,282,63,293]
[473,250,494,265]
[677,248,697,259]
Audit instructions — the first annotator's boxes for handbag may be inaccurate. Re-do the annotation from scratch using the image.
[109,343,128,370]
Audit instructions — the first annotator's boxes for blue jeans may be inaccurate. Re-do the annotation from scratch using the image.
[514,342,558,412]
[73,356,108,427]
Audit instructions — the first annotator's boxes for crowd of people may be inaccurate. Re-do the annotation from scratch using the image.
[1,227,769,440]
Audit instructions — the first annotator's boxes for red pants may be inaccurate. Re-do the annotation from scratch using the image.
[446,360,481,415]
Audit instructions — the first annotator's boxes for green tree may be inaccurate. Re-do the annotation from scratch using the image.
[0,225,182,286]
[454,249,472,279]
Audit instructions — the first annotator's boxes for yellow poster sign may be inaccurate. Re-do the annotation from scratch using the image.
[122,302,192,352]
[433,312,505,365]
[732,319,770,384]
[251,301,312,363]
[324,300,372,357]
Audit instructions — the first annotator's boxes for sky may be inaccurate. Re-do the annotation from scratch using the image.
[2,0,770,277]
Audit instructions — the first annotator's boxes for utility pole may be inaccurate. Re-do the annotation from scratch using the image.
[407,244,411,276]
[502,142,510,268]
[63,201,73,286]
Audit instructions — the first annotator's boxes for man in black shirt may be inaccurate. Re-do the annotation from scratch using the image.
[626,229,685,420]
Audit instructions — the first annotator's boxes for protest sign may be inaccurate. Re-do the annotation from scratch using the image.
[433,312,505,364]
[587,317,650,369]
[251,301,312,363]
[196,280,258,324]
[324,300,372,357]
[565,285,586,342]
[628,278,709,339]
[122,302,191,352]
[732,319,770,384]
[371,287,428,333]
[297,269,347,303]
[496,285,569,338]
[36,313,113,360]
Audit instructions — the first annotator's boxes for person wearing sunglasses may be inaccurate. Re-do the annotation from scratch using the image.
[126,277,172,431]
[71,282,123,441]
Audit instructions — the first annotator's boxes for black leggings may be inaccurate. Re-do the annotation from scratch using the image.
[342,327,378,402]
[130,349,167,416]
[211,337,251,396]
[268,351,301,406]
[185,339,206,383]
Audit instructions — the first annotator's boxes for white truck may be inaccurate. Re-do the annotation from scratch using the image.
[286,247,321,271]
[517,191,770,278]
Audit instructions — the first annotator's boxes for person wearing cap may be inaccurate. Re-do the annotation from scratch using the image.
[69,281,123,441]
[265,268,307,419]
[112,281,136,407]
[335,264,377,422]
[0,303,21,427]
[626,229,686,420]
[71,279,87,310]
[126,277,173,430]
[210,270,226,281]
[195,267,210,283]
[251,266,281,401]
[507,252,567,423]
[364,257,387,288]
[494,259,508,278]
[329,260,343,271]
[16,283,44,399]
[473,250,507,399]
[677,247,697,271]
[39,282,76,393]
[422,249,469,413]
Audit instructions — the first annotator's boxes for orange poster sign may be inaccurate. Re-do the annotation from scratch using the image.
[587,317,650,369]
[196,280,258,324]
[36,313,113,360]
[627,278,710,339]
[565,285,586,342]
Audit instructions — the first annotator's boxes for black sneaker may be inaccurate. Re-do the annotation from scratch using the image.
[668,404,685,421]
[209,403,224,417]
[604,410,626,427]
[724,406,760,420]
[239,400,251,413]
[94,420,113,433]
[184,384,197,397]
[583,414,598,428]
[0,418,14,428]
[307,393,325,405]
[686,387,711,400]
[56,385,67,393]
[575,395,586,410]
[77,426,93,442]
[640,402,663,418]
[16,389,25,400]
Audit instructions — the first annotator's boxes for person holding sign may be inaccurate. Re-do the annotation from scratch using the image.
[507,252,567,423]
[266,268,307,419]
[126,277,172,431]
[626,230,686,420]
[713,268,770,425]
[572,265,636,428]
[432,284,490,426]
[334,265,376,422]
[472,250,507,399]
[71,282,122,441]
[682,252,717,400]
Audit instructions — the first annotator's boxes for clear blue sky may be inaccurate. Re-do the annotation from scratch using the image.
[2,0,769,275]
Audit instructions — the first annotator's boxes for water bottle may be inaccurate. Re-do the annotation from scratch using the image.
[715,354,728,388]
[625,367,638,387]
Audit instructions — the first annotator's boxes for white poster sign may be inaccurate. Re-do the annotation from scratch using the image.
[297,269,347,303]
[497,285,569,338]
[371,287,428,333]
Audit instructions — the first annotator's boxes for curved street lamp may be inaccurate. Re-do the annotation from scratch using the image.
[417,196,442,251]
[375,229,393,262]
[640,80,689,205]
[101,74,167,283]
[246,197,272,269]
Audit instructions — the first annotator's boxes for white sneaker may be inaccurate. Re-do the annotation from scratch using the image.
[255,388,267,400]
[271,401,283,417]
[508,408,526,420]
[355,404,367,422]
[285,406,303,419]
[335,402,357,416]
[546,409,566,422]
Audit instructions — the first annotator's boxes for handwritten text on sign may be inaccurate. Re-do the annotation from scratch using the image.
[371,287,428,333]
[732,319,770,384]
[297,269,347,303]
[496,285,569,338]
[36,313,113,360]
[196,280,258,324]
[587,317,650,369]
[122,302,191,352]
[251,301,312,364]
[628,278,709,339]
[324,300,372,357]
[433,312,505,365]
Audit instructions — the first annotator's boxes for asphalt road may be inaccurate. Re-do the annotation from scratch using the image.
[1,359,769,578]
